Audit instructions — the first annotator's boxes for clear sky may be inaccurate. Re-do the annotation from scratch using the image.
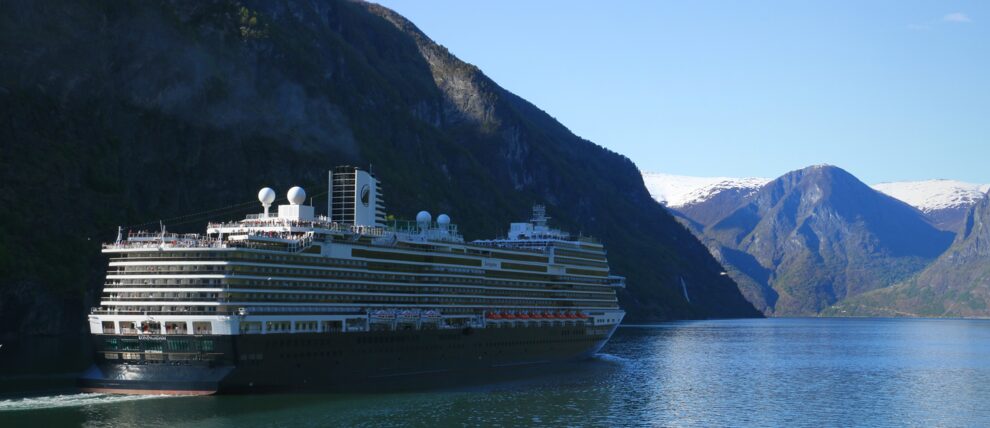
[373,1,989,184]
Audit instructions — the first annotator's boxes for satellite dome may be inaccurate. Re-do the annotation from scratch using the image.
[416,211,432,223]
[258,187,276,205]
[287,186,306,205]
[437,214,450,225]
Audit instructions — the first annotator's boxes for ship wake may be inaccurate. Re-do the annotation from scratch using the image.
[592,353,631,364]
[0,393,169,412]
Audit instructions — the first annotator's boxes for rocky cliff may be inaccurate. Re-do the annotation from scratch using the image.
[0,0,761,342]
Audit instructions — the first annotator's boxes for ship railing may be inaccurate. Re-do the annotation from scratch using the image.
[608,275,626,288]
[470,240,550,254]
[91,308,229,316]
[208,216,339,231]
[103,239,227,250]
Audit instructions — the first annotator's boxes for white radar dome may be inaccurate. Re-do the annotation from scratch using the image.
[437,214,450,225]
[287,186,306,205]
[258,187,276,205]
[416,211,432,223]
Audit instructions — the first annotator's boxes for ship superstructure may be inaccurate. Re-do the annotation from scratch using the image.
[81,166,625,394]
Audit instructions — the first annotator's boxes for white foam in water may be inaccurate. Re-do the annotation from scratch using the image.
[0,393,168,412]
[593,353,630,363]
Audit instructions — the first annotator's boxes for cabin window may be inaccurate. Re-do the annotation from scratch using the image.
[322,320,342,333]
[102,321,115,334]
[266,321,290,332]
[120,322,137,334]
[141,321,161,334]
[295,321,317,332]
[240,322,262,334]
[164,322,187,335]
[193,321,212,335]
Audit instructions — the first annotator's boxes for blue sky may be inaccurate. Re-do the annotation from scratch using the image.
[374,1,989,184]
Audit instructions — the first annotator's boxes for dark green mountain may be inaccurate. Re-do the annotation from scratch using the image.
[828,191,990,317]
[689,165,954,315]
[0,0,760,342]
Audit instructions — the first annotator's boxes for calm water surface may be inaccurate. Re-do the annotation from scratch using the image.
[3,318,990,427]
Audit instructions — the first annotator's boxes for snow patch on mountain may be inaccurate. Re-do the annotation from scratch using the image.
[642,172,770,208]
[872,180,990,213]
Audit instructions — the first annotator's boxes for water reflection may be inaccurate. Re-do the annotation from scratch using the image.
[3,318,990,427]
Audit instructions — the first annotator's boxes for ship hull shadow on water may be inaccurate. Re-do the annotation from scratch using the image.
[79,324,618,395]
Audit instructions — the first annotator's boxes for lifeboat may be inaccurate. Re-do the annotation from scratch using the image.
[566,312,578,319]
[370,309,396,321]
[486,312,502,320]
[530,312,542,319]
[545,312,556,319]
[576,312,588,319]
[516,312,530,319]
[420,310,442,320]
[503,312,516,319]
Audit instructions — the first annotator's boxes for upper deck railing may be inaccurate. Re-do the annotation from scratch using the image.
[104,213,472,251]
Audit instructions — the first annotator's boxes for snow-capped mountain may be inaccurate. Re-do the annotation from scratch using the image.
[642,171,990,232]
[872,180,990,213]
[641,172,770,208]
[873,180,990,231]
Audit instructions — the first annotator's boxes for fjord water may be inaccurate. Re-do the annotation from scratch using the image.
[4,318,990,427]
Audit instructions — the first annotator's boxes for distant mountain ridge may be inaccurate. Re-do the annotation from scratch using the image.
[645,165,956,315]
[642,173,769,208]
[643,172,989,233]
[873,180,990,231]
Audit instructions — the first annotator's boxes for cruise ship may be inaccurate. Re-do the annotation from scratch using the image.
[80,166,626,394]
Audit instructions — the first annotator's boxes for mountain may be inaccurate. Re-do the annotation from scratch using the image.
[828,190,990,317]
[873,180,990,232]
[689,165,955,315]
[642,173,769,208]
[644,172,990,234]
[0,0,761,344]
[641,173,770,230]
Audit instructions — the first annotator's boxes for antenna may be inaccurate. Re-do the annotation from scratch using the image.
[258,187,276,217]
[116,226,123,244]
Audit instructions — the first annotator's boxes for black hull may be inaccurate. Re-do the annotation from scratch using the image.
[80,324,618,394]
